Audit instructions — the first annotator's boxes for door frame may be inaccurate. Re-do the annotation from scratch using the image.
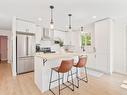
[0,29,11,64]
[125,25,127,74]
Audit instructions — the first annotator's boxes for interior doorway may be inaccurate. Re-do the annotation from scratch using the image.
[0,36,8,63]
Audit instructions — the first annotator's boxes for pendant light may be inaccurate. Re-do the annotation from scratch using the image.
[50,5,54,30]
[68,14,72,31]
[81,26,84,33]
[81,26,84,31]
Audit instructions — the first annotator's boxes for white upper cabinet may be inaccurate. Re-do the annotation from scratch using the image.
[16,20,28,32]
[16,19,36,33]
[27,23,36,33]
[35,26,42,44]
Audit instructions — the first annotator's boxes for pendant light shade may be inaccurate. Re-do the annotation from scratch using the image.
[68,14,72,31]
[50,5,54,29]
[81,26,84,31]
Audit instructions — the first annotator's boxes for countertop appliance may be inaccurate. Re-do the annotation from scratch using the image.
[16,32,35,74]
[40,47,51,53]
[36,44,41,52]
[36,47,55,53]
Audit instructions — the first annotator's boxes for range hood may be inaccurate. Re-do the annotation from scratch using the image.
[40,28,53,41]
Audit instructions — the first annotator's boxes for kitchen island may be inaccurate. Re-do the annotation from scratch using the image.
[34,52,86,93]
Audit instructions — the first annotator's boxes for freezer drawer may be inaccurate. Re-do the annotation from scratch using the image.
[17,57,34,74]
[24,57,34,72]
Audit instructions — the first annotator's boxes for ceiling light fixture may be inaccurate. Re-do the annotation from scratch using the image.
[92,16,97,19]
[50,5,54,30]
[68,14,72,31]
[38,17,42,21]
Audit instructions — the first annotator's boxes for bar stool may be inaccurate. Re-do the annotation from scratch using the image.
[67,56,88,88]
[49,59,74,95]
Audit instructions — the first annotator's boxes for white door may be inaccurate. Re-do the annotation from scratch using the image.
[0,36,8,61]
[95,19,111,74]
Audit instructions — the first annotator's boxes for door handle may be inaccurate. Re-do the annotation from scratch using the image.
[26,36,28,56]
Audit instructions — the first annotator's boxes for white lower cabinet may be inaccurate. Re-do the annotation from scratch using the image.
[95,53,110,73]
[87,53,96,69]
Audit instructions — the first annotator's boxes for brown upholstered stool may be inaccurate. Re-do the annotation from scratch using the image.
[67,56,88,88]
[49,59,74,95]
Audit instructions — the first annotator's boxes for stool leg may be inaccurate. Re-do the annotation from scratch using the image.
[70,70,74,91]
[84,67,88,83]
[49,69,53,90]
[76,68,79,88]
[58,73,60,95]
[62,73,64,84]
[67,72,69,82]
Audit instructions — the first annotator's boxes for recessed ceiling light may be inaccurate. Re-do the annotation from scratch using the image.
[38,18,42,21]
[92,16,97,19]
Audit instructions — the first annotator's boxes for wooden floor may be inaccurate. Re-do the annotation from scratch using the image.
[0,63,127,95]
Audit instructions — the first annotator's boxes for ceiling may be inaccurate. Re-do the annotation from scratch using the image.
[0,0,127,30]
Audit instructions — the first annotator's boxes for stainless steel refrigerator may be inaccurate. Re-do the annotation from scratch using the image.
[16,32,35,74]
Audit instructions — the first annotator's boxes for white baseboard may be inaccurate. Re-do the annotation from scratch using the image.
[113,72,127,76]
[87,67,111,75]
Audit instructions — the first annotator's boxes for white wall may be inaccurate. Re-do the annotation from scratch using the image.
[54,30,66,44]
[0,29,12,63]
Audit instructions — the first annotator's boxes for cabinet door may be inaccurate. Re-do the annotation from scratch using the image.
[16,20,28,32]
[35,26,42,43]
[87,53,96,69]
[95,19,111,74]
[27,23,36,33]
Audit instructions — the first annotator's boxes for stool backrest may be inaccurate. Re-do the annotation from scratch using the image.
[58,59,73,73]
[76,56,87,68]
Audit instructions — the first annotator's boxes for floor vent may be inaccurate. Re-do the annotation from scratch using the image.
[87,69,103,78]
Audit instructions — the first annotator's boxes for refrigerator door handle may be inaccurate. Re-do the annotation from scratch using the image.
[26,36,28,56]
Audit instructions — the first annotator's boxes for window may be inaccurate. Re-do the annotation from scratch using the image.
[81,33,92,46]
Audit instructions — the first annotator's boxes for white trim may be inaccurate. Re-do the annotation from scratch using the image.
[12,16,17,76]
[125,25,127,74]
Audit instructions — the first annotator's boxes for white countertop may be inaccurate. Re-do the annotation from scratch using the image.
[35,52,87,60]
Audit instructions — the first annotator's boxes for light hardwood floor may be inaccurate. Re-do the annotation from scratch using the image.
[0,63,127,95]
